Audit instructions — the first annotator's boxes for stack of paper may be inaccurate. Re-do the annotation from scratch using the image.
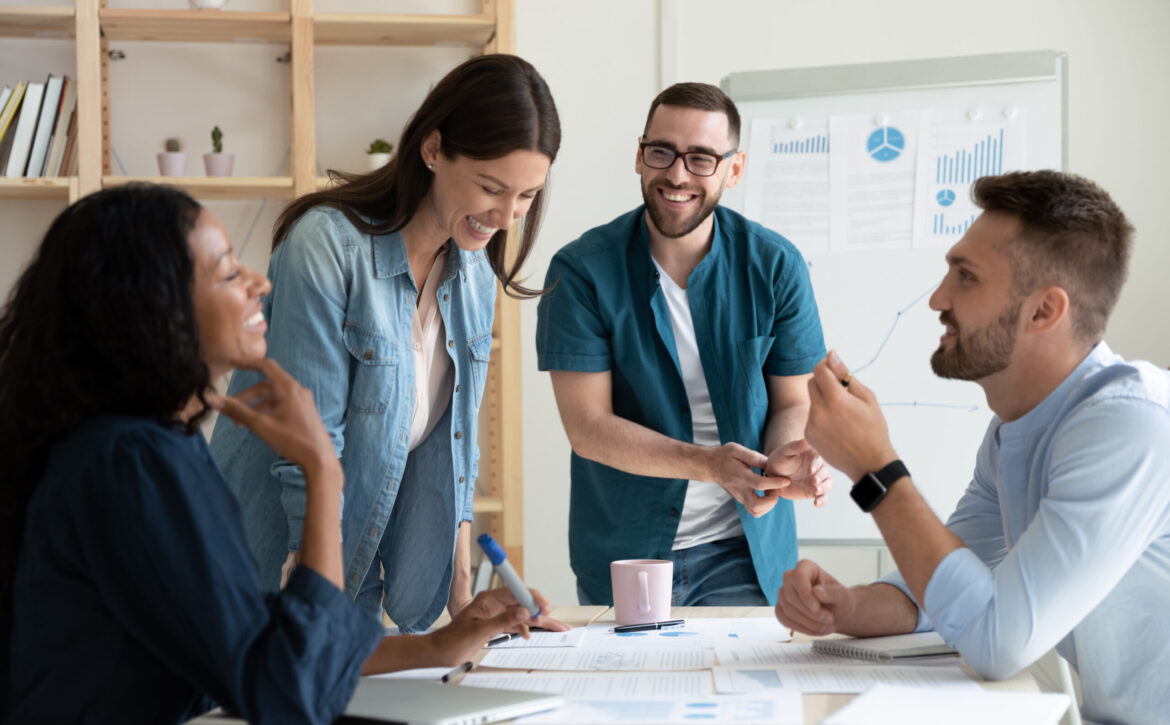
[821,684,1070,725]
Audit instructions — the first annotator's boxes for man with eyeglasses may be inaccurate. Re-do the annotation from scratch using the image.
[536,83,830,607]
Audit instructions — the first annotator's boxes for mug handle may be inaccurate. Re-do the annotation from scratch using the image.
[638,570,650,614]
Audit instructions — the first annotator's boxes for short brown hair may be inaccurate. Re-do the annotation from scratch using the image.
[643,82,741,147]
[973,170,1134,342]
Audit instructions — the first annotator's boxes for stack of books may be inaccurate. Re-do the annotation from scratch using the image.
[0,75,80,179]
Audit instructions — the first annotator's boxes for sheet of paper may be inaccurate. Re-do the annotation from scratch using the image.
[716,642,959,668]
[744,116,831,255]
[486,627,587,648]
[712,664,979,694]
[369,666,450,681]
[829,110,921,252]
[461,671,714,698]
[582,618,791,649]
[912,108,1027,248]
[519,693,802,724]
[821,684,1070,725]
[479,647,715,671]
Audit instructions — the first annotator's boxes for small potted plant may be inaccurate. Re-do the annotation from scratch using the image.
[203,125,234,177]
[157,137,186,177]
[366,138,393,171]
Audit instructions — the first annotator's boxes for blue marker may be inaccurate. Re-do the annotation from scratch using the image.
[477,533,541,618]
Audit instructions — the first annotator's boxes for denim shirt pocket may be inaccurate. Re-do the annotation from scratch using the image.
[736,335,775,407]
[343,320,398,414]
[466,332,493,410]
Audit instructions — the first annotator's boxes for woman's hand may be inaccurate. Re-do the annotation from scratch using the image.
[209,357,338,479]
[423,588,569,667]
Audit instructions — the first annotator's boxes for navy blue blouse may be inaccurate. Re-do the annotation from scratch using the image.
[7,416,382,724]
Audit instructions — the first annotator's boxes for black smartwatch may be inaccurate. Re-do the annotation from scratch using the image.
[850,459,910,513]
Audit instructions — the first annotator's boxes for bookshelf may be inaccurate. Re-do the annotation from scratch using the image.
[0,0,527,575]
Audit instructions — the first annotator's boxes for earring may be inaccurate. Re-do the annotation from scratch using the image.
[427,163,434,171]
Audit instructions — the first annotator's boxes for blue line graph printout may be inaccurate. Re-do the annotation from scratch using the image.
[744,117,830,255]
[913,109,1027,248]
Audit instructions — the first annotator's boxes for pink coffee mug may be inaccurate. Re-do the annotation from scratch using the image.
[610,559,672,626]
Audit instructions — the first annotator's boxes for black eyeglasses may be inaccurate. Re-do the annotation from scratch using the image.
[639,141,737,177]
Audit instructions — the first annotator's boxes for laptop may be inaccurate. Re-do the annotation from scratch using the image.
[341,677,564,725]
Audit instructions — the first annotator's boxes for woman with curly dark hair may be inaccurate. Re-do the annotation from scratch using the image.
[0,184,561,723]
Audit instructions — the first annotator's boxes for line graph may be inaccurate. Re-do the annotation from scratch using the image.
[853,284,935,373]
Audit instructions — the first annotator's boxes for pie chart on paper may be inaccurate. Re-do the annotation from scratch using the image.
[936,189,956,206]
[866,126,905,162]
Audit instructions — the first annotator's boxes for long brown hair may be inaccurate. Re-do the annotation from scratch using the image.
[273,54,560,298]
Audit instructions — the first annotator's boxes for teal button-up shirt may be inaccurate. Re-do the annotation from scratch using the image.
[536,205,826,604]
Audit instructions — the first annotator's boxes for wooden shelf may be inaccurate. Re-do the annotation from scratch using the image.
[0,177,74,200]
[102,176,294,200]
[473,496,504,514]
[314,13,494,47]
[100,8,290,44]
[0,6,74,39]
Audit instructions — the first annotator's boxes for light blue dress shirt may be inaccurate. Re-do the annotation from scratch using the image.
[209,207,496,632]
[883,342,1170,724]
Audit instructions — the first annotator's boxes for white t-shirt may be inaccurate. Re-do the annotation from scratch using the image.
[652,259,744,550]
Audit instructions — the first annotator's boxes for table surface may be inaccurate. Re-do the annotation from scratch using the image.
[191,604,1038,724]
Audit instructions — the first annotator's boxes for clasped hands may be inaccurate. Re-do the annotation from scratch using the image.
[709,439,832,518]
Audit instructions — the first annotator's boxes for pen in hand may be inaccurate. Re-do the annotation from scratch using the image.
[440,661,473,683]
[477,533,540,618]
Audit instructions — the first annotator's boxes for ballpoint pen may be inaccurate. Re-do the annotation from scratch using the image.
[485,633,514,647]
[440,661,474,683]
[612,618,686,633]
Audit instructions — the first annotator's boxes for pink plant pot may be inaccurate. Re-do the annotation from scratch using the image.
[203,152,234,177]
[157,152,187,177]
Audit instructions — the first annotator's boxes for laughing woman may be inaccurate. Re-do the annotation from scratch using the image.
[0,185,560,723]
[208,54,560,630]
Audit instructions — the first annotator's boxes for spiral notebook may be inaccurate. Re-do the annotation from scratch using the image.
[812,632,958,663]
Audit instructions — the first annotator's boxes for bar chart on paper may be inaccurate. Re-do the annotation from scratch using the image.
[772,133,829,154]
[913,111,1026,248]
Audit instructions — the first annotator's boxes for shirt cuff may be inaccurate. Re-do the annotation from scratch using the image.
[537,351,610,372]
[876,570,933,633]
[922,546,995,644]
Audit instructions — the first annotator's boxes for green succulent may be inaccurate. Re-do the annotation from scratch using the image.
[211,126,224,154]
[367,138,393,155]
[164,137,181,153]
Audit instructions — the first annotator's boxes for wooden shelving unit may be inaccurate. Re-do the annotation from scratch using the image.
[0,0,527,575]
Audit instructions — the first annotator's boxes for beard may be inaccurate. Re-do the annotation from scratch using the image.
[642,179,724,239]
[930,300,1021,381]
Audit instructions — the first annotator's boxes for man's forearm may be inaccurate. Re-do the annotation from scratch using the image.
[448,521,472,616]
[569,413,716,483]
[834,582,922,637]
[871,478,964,605]
[764,403,808,456]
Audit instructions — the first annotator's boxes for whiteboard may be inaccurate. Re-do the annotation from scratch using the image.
[720,51,1066,541]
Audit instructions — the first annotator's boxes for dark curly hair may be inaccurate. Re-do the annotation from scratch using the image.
[0,184,210,700]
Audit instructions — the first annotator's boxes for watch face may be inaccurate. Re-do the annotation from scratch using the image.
[850,473,887,513]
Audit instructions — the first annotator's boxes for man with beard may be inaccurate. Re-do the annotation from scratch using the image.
[776,171,1170,724]
[536,83,829,606]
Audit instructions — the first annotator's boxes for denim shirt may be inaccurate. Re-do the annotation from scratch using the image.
[209,207,496,632]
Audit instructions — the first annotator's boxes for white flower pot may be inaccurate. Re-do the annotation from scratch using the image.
[157,152,187,177]
[203,152,235,177]
[367,152,392,171]
[189,0,228,9]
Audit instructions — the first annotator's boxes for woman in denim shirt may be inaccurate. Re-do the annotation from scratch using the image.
[210,54,561,630]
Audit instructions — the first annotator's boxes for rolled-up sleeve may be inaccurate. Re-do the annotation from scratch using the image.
[536,252,611,372]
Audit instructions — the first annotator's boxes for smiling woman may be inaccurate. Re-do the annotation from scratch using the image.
[209,53,562,632]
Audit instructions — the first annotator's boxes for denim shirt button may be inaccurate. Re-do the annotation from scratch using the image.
[447,340,454,348]
[363,349,373,360]
[459,476,465,483]
[443,294,450,302]
[454,431,463,439]
[455,384,461,392]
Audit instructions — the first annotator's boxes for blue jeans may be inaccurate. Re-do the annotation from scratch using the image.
[576,535,769,606]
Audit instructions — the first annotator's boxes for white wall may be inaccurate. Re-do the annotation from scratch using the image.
[3,0,1168,607]
[515,0,1170,604]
